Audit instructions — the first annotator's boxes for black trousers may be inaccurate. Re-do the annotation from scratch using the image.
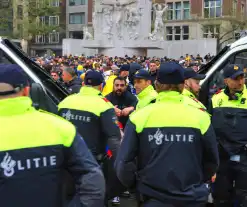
[213,157,247,207]
[141,199,206,207]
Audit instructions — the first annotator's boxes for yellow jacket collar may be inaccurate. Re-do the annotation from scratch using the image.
[156,91,182,102]
[182,88,196,98]
[137,85,155,100]
[0,96,34,116]
[79,86,101,96]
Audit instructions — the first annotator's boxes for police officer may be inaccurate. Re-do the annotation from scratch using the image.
[183,67,207,111]
[115,62,219,207]
[0,64,105,207]
[211,64,247,207]
[58,70,121,159]
[58,70,121,203]
[133,69,158,110]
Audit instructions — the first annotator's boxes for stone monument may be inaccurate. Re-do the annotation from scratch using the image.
[82,0,165,57]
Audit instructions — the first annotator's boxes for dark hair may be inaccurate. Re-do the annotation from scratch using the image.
[114,76,127,85]
[50,69,59,75]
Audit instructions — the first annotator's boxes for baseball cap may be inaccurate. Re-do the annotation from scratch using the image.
[223,64,244,79]
[157,62,185,84]
[120,64,130,72]
[184,68,206,80]
[84,70,104,86]
[0,64,29,95]
[134,69,152,80]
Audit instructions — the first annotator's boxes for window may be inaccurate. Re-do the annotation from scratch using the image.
[204,0,222,18]
[241,3,245,18]
[49,16,59,26]
[174,26,181,40]
[38,16,45,26]
[69,0,86,6]
[183,1,190,20]
[175,2,181,20]
[50,0,59,7]
[203,25,220,38]
[49,32,59,43]
[35,34,46,43]
[17,5,23,20]
[69,13,85,24]
[166,25,189,41]
[183,26,189,40]
[166,2,190,20]
[232,0,237,16]
[235,32,241,40]
[166,26,173,40]
[17,24,23,38]
[167,3,173,20]
[69,31,84,39]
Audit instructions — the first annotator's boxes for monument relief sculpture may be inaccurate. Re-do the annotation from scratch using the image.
[83,27,93,40]
[100,0,136,40]
[125,7,142,40]
[102,7,114,39]
[149,3,168,41]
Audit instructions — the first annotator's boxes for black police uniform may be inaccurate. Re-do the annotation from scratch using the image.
[115,62,219,207]
[211,64,247,207]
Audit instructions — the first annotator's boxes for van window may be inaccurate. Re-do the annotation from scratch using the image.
[0,48,15,64]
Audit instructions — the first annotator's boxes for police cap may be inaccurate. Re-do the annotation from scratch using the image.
[224,64,244,79]
[0,64,29,95]
[134,69,152,80]
[84,70,104,86]
[184,68,206,80]
[120,64,130,72]
[157,62,184,84]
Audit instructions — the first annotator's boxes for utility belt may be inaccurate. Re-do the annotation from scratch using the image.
[220,143,247,162]
[230,145,247,163]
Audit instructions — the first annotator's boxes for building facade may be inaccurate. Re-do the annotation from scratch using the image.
[66,0,93,39]
[30,0,66,56]
[153,0,246,46]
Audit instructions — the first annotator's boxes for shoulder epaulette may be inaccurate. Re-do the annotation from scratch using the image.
[192,97,200,103]
[102,97,110,102]
[215,89,223,94]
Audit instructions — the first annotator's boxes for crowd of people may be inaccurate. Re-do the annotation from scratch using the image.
[4,50,247,207]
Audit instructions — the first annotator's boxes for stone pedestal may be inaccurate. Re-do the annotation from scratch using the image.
[98,47,146,57]
[81,0,162,56]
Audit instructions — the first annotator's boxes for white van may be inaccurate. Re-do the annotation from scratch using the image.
[198,36,247,107]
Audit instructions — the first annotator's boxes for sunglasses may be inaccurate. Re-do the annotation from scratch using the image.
[115,84,125,87]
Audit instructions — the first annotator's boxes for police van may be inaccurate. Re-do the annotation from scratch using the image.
[198,36,247,108]
[0,37,69,113]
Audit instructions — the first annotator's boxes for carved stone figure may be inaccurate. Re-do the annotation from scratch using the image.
[100,0,136,40]
[102,7,114,39]
[83,27,93,40]
[149,3,168,41]
[125,7,142,40]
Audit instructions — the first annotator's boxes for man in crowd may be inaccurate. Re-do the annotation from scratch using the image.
[134,69,157,110]
[106,76,138,129]
[62,67,82,94]
[115,62,219,207]
[50,69,61,81]
[149,60,158,85]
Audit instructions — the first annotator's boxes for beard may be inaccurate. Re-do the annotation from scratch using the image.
[115,89,124,96]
